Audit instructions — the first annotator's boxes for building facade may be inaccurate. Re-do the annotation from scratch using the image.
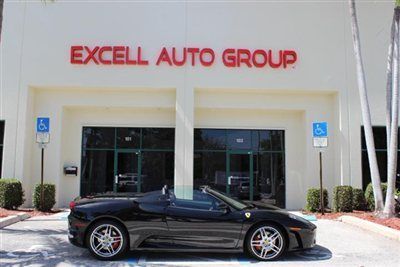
[0,0,397,209]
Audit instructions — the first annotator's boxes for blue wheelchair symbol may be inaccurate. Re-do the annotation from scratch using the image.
[37,117,50,133]
[313,122,327,137]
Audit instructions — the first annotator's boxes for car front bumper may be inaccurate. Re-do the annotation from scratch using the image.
[288,227,317,250]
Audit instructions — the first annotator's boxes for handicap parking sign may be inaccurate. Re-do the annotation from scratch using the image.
[36,117,50,133]
[312,122,327,137]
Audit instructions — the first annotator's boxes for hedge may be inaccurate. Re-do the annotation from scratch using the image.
[352,188,367,211]
[333,186,353,212]
[0,178,25,209]
[33,183,56,211]
[365,183,387,211]
[305,188,328,212]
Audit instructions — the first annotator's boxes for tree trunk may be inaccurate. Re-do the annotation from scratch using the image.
[0,0,3,43]
[384,7,400,218]
[386,11,396,157]
[349,0,384,212]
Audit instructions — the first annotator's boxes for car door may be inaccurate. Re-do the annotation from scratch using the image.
[165,190,243,249]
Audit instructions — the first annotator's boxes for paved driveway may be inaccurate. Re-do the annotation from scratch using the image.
[1,211,399,266]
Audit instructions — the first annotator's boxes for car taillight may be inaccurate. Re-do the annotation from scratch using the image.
[69,201,76,211]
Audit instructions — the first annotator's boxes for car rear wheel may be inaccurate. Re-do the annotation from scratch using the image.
[86,220,128,260]
[246,223,286,261]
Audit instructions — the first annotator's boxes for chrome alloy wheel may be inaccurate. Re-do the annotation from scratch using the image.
[89,224,124,258]
[250,226,284,260]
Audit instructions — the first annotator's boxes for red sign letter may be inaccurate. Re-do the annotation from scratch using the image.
[70,46,83,64]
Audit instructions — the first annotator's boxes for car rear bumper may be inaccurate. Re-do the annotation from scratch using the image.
[68,213,88,248]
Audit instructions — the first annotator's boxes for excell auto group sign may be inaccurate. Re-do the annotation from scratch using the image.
[70,46,298,69]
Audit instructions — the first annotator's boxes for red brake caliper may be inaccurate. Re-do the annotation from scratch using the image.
[254,234,262,251]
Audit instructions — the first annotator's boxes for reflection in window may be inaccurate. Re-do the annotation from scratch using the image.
[141,151,174,192]
[82,127,115,149]
[116,128,140,149]
[227,130,251,150]
[361,126,400,190]
[194,152,226,192]
[81,150,115,196]
[194,129,226,150]
[142,128,175,149]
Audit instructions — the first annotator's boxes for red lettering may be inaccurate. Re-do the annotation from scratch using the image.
[222,48,236,67]
[70,46,83,64]
[125,46,137,65]
[137,47,149,65]
[83,46,99,65]
[98,46,112,65]
[112,46,125,65]
[252,49,268,68]
[187,48,200,66]
[283,50,297,68]
[156,47,173,66]
[268,50,283,68]
[237,49,252,67]
[172,47,187,66]
[199,48,215,67]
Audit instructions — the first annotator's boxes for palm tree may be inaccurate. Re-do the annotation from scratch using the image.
[349,0,384,213]
[384,2,400,218]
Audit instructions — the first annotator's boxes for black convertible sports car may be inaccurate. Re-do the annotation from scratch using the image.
[68,186,316,261]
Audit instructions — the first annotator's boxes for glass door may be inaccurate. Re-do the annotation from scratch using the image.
[114,151,141,193]
[227,151,254,201]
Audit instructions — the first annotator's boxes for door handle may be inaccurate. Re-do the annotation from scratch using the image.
[115,175,119,184]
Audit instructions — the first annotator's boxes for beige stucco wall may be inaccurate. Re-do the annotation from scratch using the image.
[0,0,395,209]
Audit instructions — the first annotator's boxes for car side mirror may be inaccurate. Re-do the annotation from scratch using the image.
[217,203,230,213]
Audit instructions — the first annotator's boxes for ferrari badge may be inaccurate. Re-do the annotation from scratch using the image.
[245,212,251,219]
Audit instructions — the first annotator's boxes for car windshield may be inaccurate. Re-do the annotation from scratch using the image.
[207,188,249,210]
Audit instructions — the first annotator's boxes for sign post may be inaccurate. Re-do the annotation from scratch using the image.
[312,122,328,215]
[36,117,50,210]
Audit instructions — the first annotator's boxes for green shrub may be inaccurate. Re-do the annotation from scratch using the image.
[395,190,400,213]
[352,188,367,211]
[0,178,25,209]
[305,188,328,212]
[33,183,56,211]
[333,186,353,212]
[365,183,387,211]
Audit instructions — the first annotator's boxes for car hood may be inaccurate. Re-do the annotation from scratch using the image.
[252,202,282,211]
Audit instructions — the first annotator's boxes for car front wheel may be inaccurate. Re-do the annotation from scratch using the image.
[86,220,128,260]
[246,223,286,261]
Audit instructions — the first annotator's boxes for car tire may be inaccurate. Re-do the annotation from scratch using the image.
[86,220,128,260]
[245,223,286,261]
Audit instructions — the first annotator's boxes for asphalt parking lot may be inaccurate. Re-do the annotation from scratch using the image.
[1,211,399,267]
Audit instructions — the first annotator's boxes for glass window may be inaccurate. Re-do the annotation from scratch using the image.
[259,131,272,151]
[361,126,400,190]
[194,152,226,192]
[141,151,174,192]
[82,127,115,149]
[142,128,174,149]
[80,150,115,196]
[172,190,222,211]
[194,129,226,150]
[227,130,251,150]
[361,127,387,150]
[271,131,284,151]
[253,152,285,208]
[116,128,140,149]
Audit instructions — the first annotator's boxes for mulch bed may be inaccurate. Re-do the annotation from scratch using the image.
[306,210,400,231]
[0,208,62,218]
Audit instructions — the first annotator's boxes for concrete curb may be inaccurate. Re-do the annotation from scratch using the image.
[0,212,31,228]
[339,215,400,242]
